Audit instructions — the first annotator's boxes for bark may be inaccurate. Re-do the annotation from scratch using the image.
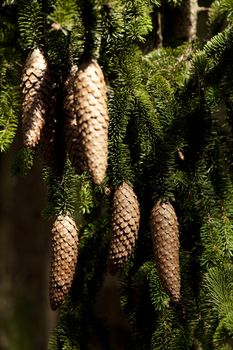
[163,0,209,44]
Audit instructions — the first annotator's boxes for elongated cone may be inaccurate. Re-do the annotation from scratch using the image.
[150,201,180,302]
[108,182,140,274]
[49,214,78,310]
[64,65,86,172]
[73,59,109,185]
[21,48,52,148]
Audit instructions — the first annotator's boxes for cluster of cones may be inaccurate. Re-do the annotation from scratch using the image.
[21,48,109,309]
[48,186,180,310]
[21,48,180,310]
[21,48,108,185]
[108,183,180,304]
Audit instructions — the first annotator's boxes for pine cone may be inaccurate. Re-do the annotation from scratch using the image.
[108,182,140,274]
[49,214,78,310]
[64,65,86,173]
[21,48,52,148]
[73,59,109,185]
[150,201,180,302]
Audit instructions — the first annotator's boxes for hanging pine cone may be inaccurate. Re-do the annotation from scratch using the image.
[49,214,78,310]
[21,48,52,148]
[73,59,109,185]
[107,182,140,274]
[150,201,180,302]
[64,65,86,173]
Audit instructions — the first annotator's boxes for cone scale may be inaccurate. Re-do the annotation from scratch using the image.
[72,59,109,185]
[150,201,180,302]
[49,214,78,310]
[21,48,52,148]
[108,182,140,274]
[64,64,86,173]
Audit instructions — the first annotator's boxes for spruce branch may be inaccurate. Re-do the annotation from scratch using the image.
[18,0,44,49]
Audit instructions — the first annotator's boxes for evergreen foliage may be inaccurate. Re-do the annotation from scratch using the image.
[2,0,233,349]
[0,1,21,151]
[208,0,233,34]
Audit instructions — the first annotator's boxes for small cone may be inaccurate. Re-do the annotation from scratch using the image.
[21,48,52,148]
[73,59,109,184]
[49,214,78,310]
[108,182,140,274]
[64,65,86,172]
[150,201,180,302]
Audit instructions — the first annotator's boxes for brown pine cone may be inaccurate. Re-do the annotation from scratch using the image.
[108,182,140,274]
[150,201,180,302]
[49,214,78,310]
[73,59,109,185]
[64,65,86,173]
[21,48,52,148]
